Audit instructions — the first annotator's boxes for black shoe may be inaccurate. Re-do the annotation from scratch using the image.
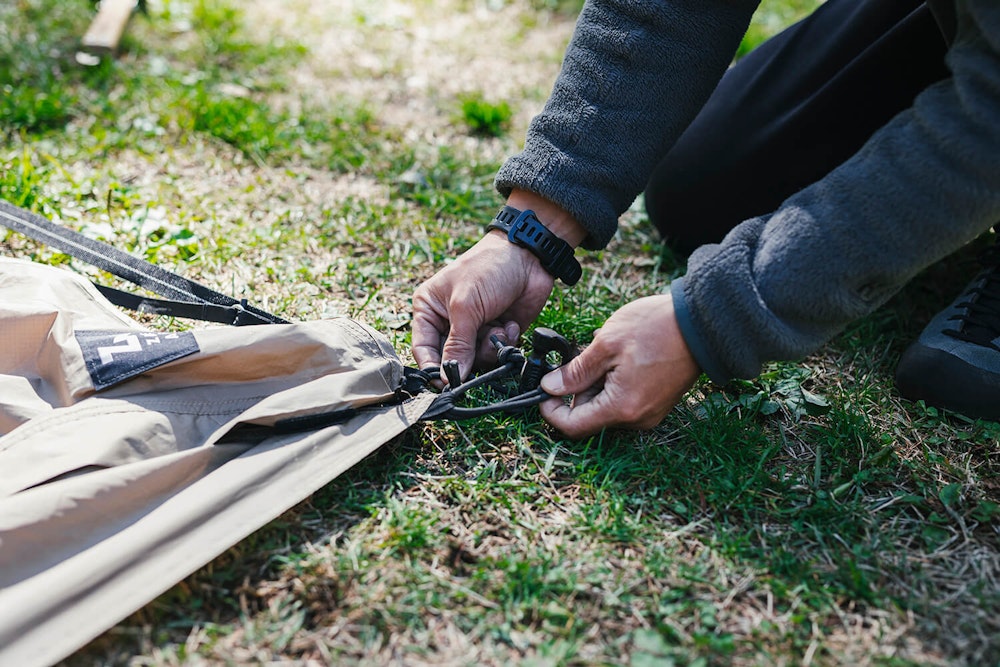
[896,243,1000,420]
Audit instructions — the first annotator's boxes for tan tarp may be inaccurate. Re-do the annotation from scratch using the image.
[0,258,434,667]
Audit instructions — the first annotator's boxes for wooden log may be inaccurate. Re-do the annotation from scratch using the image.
[80,0,138,55]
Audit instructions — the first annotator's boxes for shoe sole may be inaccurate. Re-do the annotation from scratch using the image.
[896,344,1000,420]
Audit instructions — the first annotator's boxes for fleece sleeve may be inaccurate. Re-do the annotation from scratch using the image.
[496,0,760,250]
[677,0,1000,383]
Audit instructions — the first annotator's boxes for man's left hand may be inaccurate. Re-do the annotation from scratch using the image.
[539,293,700,438]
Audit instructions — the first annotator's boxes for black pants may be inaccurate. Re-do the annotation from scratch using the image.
[645,0,951,256]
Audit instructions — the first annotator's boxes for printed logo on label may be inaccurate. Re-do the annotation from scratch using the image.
[75,330,201,390]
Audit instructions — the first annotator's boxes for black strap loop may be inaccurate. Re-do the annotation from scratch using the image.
[0,199,287,326]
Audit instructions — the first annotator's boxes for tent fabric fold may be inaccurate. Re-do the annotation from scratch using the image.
[0,258,434,666]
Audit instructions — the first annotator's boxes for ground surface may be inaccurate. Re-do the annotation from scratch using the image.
[2,1,998,665]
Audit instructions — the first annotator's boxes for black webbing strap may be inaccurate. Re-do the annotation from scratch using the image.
[92,284,264,326]
[0,199,287,326]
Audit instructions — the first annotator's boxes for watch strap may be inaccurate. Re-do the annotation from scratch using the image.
[487,206,582,286]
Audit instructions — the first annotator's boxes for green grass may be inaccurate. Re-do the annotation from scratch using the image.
[0,148,48,210]
[2,0,997,665]
[458,93,514,137]
[737,0,824,59]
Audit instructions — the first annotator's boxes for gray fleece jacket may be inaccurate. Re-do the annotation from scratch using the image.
[496,0,1000,384]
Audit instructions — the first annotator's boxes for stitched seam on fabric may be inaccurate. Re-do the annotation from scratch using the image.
[339,318,390,359]
[0,403,153,451]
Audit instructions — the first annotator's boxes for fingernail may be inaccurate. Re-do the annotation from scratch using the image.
[505,321,520,342]
[541,367,565,395]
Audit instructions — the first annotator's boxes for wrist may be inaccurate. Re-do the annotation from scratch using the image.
[506,189,588,247]
[487,205,582,286]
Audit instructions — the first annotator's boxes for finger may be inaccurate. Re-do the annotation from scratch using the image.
[538,343,616,438]
[475,324,509,368]
[504,320,521,346]
[471,320,522,369]
[539,390,615,439]
[440,314,481,380]
[569,382,602,406]
[410,308,447,370]
[539,342,609,396]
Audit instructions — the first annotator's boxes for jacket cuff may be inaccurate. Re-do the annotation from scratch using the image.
[670,278,732,385]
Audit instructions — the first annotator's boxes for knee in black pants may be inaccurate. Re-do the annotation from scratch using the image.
[644,0,949,256]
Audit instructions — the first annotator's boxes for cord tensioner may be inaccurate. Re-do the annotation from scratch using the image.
[415,327,576,421]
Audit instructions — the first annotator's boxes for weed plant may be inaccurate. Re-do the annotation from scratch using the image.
[458,93,514,137]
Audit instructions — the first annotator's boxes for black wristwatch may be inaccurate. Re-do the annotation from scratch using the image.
[486,206,582,286]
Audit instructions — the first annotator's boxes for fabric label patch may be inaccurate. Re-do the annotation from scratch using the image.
[75,330,200,390]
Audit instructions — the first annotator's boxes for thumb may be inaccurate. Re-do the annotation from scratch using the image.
[540,345,606,396]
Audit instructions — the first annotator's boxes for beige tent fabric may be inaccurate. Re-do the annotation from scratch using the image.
[0,258,434,667]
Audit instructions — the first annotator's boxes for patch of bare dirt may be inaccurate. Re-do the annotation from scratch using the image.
[246,0,574,143]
